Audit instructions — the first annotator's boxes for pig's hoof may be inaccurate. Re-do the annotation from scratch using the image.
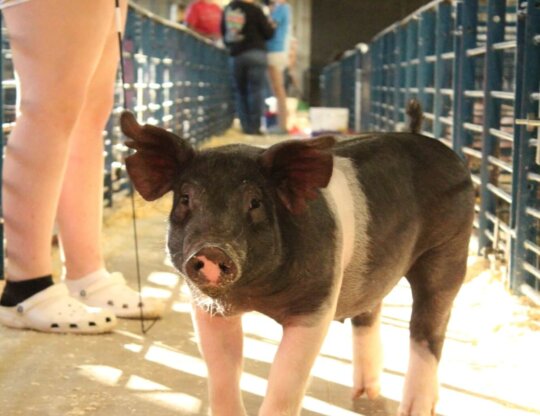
[397,401,435,416]
[351,381,380,400]
[398,378,436,415]
[351,333,383,400]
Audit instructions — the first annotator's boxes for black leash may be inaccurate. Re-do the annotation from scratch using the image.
[115,0,158,334]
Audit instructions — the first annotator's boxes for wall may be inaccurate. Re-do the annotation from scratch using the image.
[309,0,431,104]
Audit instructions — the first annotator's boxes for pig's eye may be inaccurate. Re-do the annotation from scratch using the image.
[180,194,190,206]
[249,198,262,210]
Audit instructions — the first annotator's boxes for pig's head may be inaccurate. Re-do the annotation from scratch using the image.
[121,112,335,304]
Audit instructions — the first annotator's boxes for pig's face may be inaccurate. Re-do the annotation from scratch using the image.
[166,149,284,298]
[120,112,335,306]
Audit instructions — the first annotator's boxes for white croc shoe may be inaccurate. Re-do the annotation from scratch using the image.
[70,272,165,319]
[0,283,117,334]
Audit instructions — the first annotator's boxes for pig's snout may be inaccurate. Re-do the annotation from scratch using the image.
[185,246,239,287]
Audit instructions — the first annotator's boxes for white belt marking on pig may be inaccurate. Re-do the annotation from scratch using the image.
[323,157,368,270]
[322,157,370,319]
[323,161,355,269]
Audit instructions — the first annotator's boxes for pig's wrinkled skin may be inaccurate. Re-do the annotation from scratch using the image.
[120,105,474,416]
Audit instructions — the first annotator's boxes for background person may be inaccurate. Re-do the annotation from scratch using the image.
[266,0,291,134]
[185,0,223,43]
[221,0,275,135]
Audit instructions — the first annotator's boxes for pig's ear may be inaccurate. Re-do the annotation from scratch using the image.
[259,136,336,214]
[120,111,194,201]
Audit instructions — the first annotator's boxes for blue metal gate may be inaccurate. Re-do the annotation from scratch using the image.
[321,0,540,303]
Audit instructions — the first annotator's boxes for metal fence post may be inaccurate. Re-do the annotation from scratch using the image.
[433,1,453,141]
[511,0,540,299]
[478,0,507,255]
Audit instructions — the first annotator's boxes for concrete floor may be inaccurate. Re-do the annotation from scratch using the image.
[1,131,539,416]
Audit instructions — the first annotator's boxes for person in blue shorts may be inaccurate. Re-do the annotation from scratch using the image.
[266,0,291,134]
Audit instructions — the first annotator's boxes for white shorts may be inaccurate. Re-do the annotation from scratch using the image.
[267,51,288,71]
[0,0,30,10]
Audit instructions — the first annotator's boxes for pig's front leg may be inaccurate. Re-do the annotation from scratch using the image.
[258,314,334,416]
[191,305,247,416]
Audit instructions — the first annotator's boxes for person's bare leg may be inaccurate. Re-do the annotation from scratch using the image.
[2,0,117,282]
[56,1,164,320]
[268,65,288,131]
[57,0,127,281]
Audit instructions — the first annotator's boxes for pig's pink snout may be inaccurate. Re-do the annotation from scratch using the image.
[185,246,238,286]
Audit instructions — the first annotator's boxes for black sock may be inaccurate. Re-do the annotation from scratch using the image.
[0,275,54,307]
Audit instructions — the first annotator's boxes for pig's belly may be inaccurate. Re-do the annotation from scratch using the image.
[333,264,405,321]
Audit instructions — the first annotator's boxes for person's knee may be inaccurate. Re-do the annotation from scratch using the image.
[18,85,87,134]
[80,85,116,128]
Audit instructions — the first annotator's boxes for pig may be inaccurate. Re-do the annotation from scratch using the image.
[120,102,474,416]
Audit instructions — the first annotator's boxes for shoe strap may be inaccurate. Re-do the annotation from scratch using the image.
[16,284,70,314]
[75,272,126,299]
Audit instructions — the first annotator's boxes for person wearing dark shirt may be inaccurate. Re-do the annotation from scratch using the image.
[221,0,274,135]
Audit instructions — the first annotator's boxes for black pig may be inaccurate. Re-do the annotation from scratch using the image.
[120,104,474,416]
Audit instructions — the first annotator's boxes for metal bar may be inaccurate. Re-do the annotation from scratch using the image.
[487,183,512,203]
[452,0,478,158]
[463,122,483,133]
[515,118,540,127]
[440,116,453,125]
[492,40,517,50]
[418,9,436,126]
[520,283,540,306]
[462,146,483,159]
[440,137,452,147]
[527,172,540,183]
[405,18,419,106]
[478,0,506,254]
[524,239,540,256]
[489,127,514,142]
[523,262,540,281]
[471,173,482,185]
[466,45,487,56]
[485,211,514,236]
[490,90,515,100]
[487,155,513,173]
[510,0,540,292]
[525,206,540,220]
[464,89,484,97]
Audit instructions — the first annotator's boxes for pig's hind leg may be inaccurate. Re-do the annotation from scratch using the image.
[399,236,469,416]
[350,303,383,400]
